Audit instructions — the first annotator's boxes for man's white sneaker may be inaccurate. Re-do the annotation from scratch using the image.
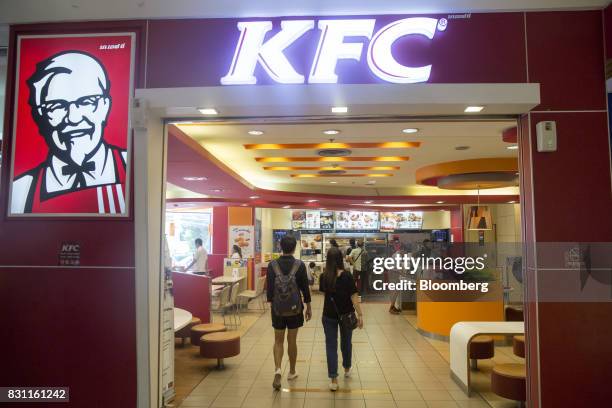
[344,368,352,378]
[329,382,338,391]
[273,369,282,390]
[287,372,299,380]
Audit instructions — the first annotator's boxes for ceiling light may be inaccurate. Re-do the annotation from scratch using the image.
[507,145,519,150]
[323,129,340,135]
[307,199,318,203]
[464,106,484,113]
[436,201,445,204]
[249,195,260,199]
[183,176,207,181]
[198,108,218,115]
[210,189,223,192]
[331,106,348,113]
[508,200,517,204]
[364,200,373,204]
[241,204,248,207]
[282,205,291,209]
[329,181,338,184]
[248,130,264,136]
[402,128,419,134]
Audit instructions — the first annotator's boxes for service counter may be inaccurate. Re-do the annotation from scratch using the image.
[416,280,504,339]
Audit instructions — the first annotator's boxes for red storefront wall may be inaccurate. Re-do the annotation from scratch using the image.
[0,9,611,408]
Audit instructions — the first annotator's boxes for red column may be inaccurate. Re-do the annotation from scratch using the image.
[520,10,612,407]
[450,206,464,243]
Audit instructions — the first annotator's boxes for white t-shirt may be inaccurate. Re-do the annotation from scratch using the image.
[192,246,208,272]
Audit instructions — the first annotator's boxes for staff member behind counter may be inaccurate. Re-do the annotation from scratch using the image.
[185,238,209,274]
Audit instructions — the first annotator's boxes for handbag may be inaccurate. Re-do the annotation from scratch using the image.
[330,295,358,331]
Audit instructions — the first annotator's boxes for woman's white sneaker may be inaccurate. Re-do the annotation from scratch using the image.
[344,368,352,378]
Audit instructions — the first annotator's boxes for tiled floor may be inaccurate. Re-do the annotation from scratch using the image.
[174,293,514,408]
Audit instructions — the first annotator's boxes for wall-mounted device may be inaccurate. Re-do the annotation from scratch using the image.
[536,121,557,152]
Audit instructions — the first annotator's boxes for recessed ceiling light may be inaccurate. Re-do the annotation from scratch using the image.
[508,200,517,204]
[329,181,338,184]
[455,146,470,151]
[241,204,248,207]
[323,129,340,135]
[282,205,291,209]
[248,130,264,136]
[436,201,445,204]
[183,176,207,181]
[402,128,419,134]
[331,106,348,113]
[464,106,484,113]
[307,199,318,203]
[210,189,223,192]
[507,145,519,150]
[364,200,373,204]
[249,195,260,199]
[198,108,218,115]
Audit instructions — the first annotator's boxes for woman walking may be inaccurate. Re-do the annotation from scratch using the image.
[319,247,364,391]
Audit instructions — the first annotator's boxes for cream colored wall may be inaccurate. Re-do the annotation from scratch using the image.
[422,210,451,230]
[260,208,293,256]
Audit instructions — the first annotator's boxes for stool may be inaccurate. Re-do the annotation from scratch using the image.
[200,331,241,369]
[513,335,525,358]
[469,335,494,370]
[190,323,226,346]
[175,317,201,346]
[491,363,526,406]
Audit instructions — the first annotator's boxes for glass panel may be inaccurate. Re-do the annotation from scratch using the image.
[165,210,213,267]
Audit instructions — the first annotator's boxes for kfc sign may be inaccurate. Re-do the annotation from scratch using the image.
[8,33,135,217]
[221,17,447,85]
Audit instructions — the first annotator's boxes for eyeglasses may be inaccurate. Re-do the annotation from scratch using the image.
[39,94,105,118]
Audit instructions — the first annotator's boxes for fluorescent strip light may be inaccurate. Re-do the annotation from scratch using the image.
[507,145,519,150]
[331,106,348,113]
[464,106,484,113]
[198,108,218,115]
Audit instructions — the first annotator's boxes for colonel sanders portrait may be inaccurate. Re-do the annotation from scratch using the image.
[10,51,127,215]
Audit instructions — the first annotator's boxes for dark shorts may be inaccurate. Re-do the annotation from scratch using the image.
[271,310,304,330]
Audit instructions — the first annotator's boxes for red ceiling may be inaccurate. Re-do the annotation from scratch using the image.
[167,125,520,210]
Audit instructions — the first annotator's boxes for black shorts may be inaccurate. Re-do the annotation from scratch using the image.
[271,310,304,330]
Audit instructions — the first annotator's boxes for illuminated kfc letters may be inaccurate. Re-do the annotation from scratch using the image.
[221,17,447,85]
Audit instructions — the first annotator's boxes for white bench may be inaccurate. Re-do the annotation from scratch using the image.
[450,321,524,395]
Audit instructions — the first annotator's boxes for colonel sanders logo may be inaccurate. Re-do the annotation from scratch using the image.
[10,51,127,215]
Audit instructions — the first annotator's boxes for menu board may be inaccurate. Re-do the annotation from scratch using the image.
[380,211,424,230]
[300,233,323,261]
[320,211,334,229]
[335,211,380,230]
[292,210,322,229]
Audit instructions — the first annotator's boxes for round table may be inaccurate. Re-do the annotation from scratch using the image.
[173,307,192,332]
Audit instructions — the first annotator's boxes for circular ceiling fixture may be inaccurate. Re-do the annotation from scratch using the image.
[323,129,340,135]
[317,148,352,157]
[248,130,264,136]
[436,172,518,190]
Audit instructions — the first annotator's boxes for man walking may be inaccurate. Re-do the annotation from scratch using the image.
[267,235,312,390]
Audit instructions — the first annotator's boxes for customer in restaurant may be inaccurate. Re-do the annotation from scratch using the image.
[320,246,364,391]
[349,240,366,296]
[267,235,312,390]
[230,244,243,260]
[185,238,208,274]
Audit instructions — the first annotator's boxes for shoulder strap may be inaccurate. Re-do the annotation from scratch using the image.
[270,260,282,275]
[289,259,301,277]
[354,248,364,261]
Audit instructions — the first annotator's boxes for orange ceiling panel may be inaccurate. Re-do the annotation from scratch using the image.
[255,156,410,163]
[244,142,421,150]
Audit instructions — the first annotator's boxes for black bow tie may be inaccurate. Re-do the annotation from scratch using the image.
[62,161,96,177]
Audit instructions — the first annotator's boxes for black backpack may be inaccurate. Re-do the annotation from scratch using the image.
[271,259,303,316]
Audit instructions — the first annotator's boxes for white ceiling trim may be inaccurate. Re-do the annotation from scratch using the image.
[0,0,608,24]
